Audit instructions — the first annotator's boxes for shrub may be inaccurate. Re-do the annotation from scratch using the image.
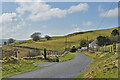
[26,50,41,57]
[70,46,77,52]
[3,56,18,63]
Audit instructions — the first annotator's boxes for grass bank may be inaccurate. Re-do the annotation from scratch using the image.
[76,50,118,78]
[2,52,75,78]
[2,60,40,78]
[59,52,75,62]
[49,52,75,62]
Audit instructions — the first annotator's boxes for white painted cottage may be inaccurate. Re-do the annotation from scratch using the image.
[89,40,98,49]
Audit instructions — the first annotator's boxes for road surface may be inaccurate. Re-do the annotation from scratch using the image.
[9,53,93,78]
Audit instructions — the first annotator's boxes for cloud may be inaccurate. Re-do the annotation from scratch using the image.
[16,2,88,21]
[0,13,17,24]
[98,5,104,12]
[68,3,88,13]
[74,28,80,31]
[83,21,93,26]
[99,8,118,18]
[72,24,78,27]
[2,21,27,39]
[41,25,47,28]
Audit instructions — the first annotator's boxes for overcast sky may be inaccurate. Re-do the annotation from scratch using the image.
[0,1,118,40]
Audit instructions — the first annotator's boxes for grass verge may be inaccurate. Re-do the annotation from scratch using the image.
[2,60,40,78]
[59,52,75,62]
[76,50,118,78]
[49,52,75,62]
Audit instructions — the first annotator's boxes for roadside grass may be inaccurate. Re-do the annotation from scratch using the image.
[49,52,75,62]
[2,60,40,78]
[76,50,118,78]
[59,52,75,62]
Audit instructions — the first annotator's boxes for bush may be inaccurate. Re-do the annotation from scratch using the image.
[90,51,95,54]
[26,50,41,57]
[3,56,18,63]
[70,46,77,52]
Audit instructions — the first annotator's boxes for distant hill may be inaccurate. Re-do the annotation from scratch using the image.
[8,27,119,51]
[0,39,24,45]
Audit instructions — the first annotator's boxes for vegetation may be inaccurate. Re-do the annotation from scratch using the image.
[49,52,75,62]
[76,48,118,78]
[2,60,40,78]
[70,46,77,52]
[30,32,41,41]
[96,36,111,46]
[45,35,51,40]
[80,39,87,47]
[4,42,7,45]
[26,49,41,57]
[59,52,75,62]
[111,29,119,36]
[8,38,15,44]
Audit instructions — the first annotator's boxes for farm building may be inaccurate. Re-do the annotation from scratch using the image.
[89,40,98,49]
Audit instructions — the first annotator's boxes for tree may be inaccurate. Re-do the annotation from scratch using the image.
[45,35,51,40]
[30,32,41,41]
[111,29,119,36]
[96,36,111,46]
[70,46,77,52]
[8,38,15,44]
[80,39,87,47]
[4,42,7,45]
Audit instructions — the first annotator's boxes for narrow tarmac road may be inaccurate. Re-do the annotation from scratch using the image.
[9,53,93,78]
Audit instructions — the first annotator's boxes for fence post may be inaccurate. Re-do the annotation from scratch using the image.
[44,48,47,60]
[15,51,17,58]
[111,46,112,52]
[113,43,116,53]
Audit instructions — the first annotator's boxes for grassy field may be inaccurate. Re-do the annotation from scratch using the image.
[76,49,119,78]
[8,27,118,52]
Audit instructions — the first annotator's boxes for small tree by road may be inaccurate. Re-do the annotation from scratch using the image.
[4,42,7,45]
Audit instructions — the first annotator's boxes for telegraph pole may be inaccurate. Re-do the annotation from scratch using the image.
[65,36,67,50]
[87,36,89,52]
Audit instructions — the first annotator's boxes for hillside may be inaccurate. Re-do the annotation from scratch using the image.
[2,27,119,78]
[8,27,118,52]
[0,39,23,45]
